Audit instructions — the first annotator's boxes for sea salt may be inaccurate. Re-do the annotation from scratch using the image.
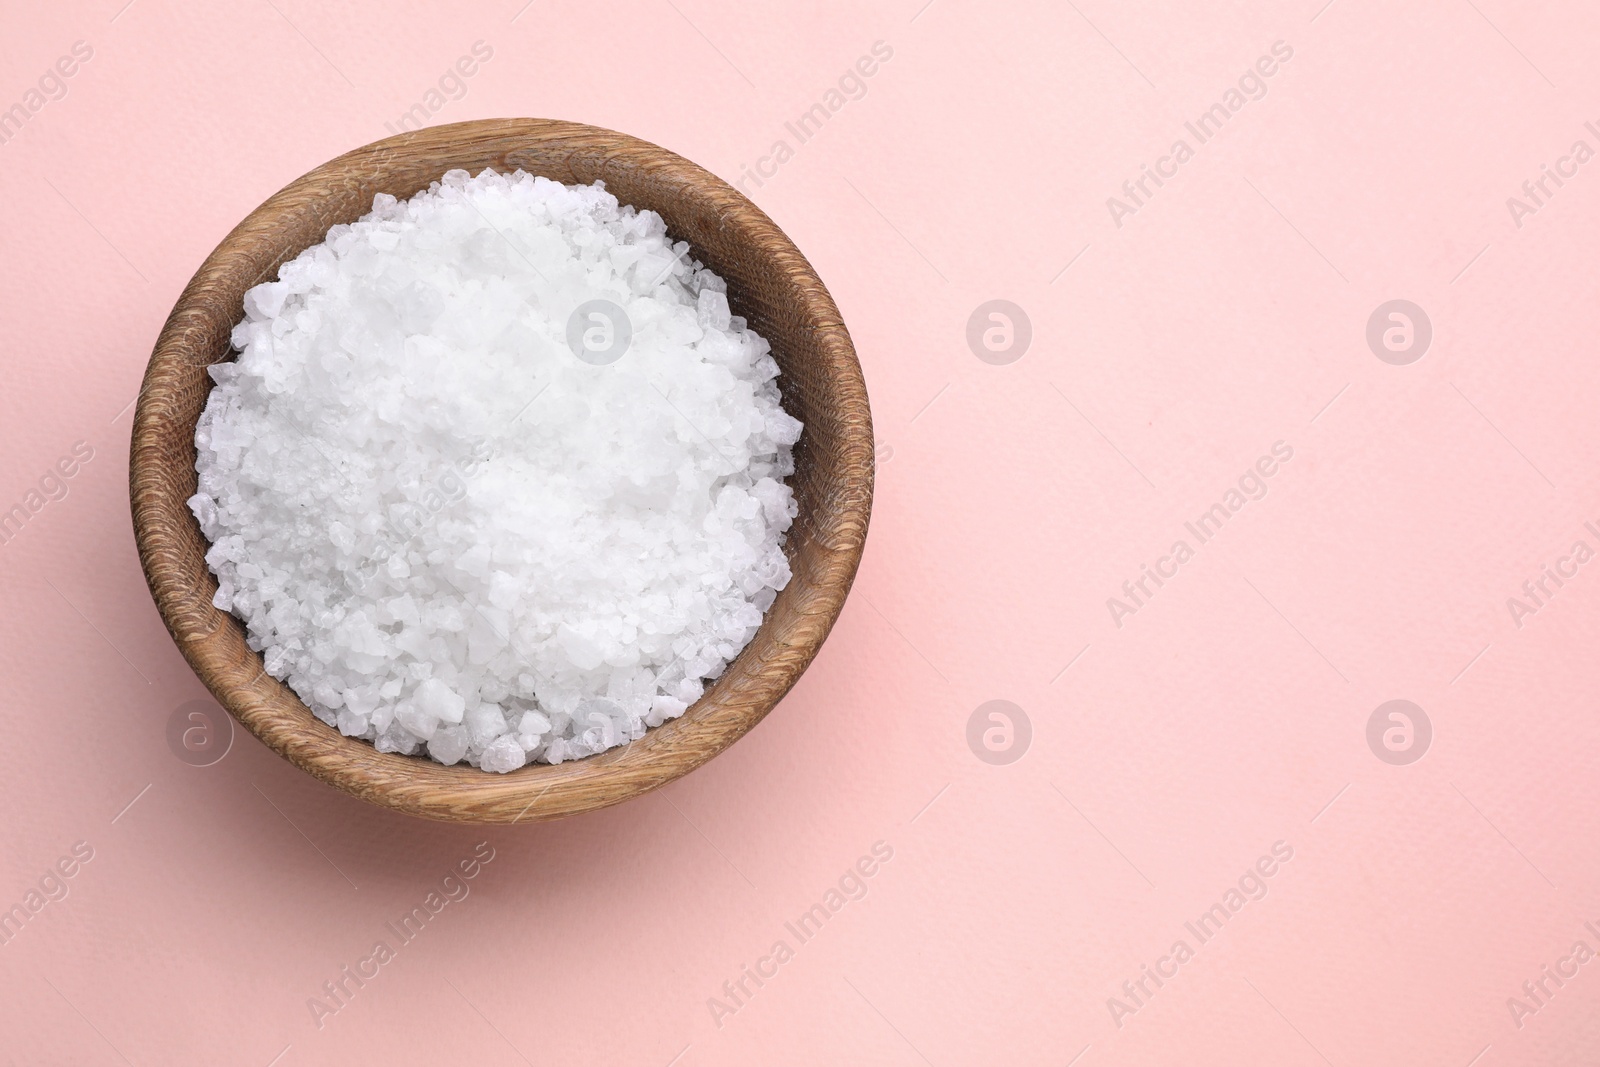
[190,169,800,771]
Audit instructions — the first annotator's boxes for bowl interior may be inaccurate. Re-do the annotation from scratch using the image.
[131,119,871,823]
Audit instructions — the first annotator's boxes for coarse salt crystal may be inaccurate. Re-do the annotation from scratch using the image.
[191,169,799,771]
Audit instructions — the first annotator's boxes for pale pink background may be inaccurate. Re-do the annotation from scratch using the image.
[1,0,1597,1063]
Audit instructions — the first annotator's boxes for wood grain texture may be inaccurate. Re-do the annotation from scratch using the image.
[129,119,873,823]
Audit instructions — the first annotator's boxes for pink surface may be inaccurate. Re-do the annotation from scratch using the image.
[1,0,1598,1063]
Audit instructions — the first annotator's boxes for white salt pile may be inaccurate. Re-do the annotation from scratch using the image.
[190,169,800,771]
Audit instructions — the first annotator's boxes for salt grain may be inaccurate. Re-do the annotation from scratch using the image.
[190,169,800,771]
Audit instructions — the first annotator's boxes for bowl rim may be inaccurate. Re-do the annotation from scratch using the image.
[130,118,872,823]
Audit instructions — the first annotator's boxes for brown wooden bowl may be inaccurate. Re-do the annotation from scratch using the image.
[130,118,872,823]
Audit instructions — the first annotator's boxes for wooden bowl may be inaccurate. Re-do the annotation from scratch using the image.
[130,118,872,823]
